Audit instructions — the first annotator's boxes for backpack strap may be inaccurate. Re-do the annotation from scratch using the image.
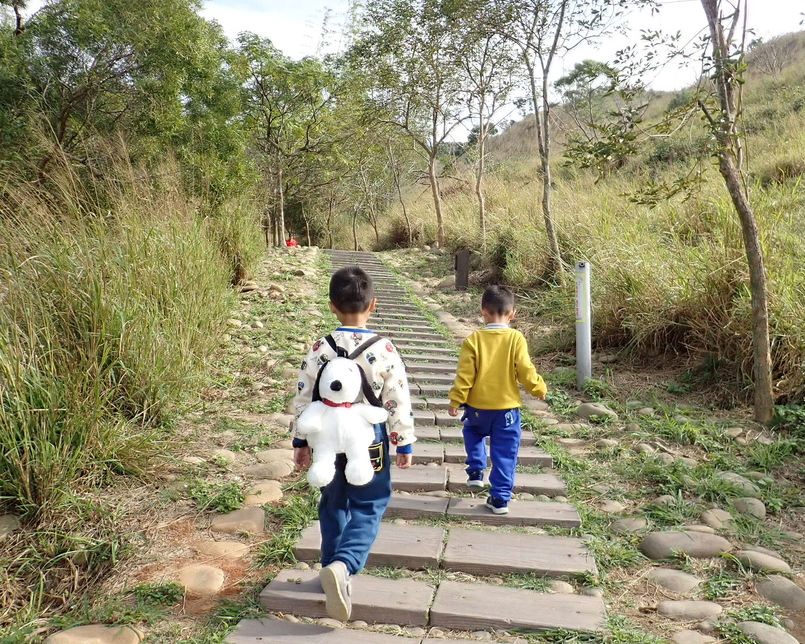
[348,334,384,359]
[350,335,385,407]
[324,334,348,358]
[315,334,386,408]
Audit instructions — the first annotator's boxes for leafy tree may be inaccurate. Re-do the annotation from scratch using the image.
[700,0,773,423]
[445,0,519,245]
[354,0,467,247]
[0,0,26,35]
[557,0,774,422]
[239,33,334,246]
[0,0,248,192]
[495,0,649,279]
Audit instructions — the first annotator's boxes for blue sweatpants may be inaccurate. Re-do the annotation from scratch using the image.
[462,406,521,502]
[318,423,391,575]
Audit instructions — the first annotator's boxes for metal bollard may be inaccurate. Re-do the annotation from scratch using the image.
[575,261,592,390]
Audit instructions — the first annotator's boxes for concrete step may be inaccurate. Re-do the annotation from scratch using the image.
[423,397,452,410]
[415,383,452,396]
[441,528,596,577]
[374,319,432,326]
[260,569,433,626]
[406,363,456,374]
[374,326,437,334]
[401,353,458,363]
[446,497,581,527]
[444,445,552,467]
[443,465,566,496]
[430,580,605,633]
[295,522,446,570]
[391,463,448,492]
[403,443,444,465]
[412,409,436,426]
[384,331,445,340]
[386,493,450,520]
[394,444,553,468]
[411,426,440,440]
[294,523,594,578]
[397,345,457,354]
[434,411,462,426]
[386,494,582,527]
[391,463,566,496]
[226,618,412,643]
[440,427,554,443]
[243,576,604,637]
[374,312,431,319]
[409,373,456,384]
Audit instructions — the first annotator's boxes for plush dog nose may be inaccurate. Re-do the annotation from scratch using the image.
[330,380,342,392]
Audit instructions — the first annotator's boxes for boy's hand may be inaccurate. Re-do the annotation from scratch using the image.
[294,447,311,471]
[396,453,413,469]
[448,406,460,417]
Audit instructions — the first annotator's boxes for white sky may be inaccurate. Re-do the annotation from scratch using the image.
[201,0,805,91]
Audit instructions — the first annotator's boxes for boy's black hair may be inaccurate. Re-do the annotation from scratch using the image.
[481,284,515,315]
[329,265,375,313]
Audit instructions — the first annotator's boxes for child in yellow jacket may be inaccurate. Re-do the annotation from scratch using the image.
[447,285,547,514]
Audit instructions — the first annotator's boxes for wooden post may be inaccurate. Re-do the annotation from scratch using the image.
[455,249,470,291]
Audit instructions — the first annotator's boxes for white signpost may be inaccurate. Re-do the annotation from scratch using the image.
[575,261,592,390]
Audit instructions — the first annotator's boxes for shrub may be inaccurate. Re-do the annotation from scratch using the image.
[0,160,234,512]
[756,158,805,186]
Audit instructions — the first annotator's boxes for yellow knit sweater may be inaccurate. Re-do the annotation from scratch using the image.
[448,327,547,410]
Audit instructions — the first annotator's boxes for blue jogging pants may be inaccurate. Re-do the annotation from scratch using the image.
[462,406,521,502]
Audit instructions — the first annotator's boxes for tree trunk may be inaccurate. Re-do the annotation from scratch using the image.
[525,54,562,280]
[369,209,380,246]
[701,0,774,424]
[277,166,286,247]
[540,73,562,281]
[719,153,774,423]
[326,195,335,249]
[475,108,487,248]
[352,207,359,251]
[13,4,24,36]
[387,142,413,247]
[428,153,445,247]
[301,208,312,246]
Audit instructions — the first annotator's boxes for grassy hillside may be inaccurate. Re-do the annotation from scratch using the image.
[371,31,805,404]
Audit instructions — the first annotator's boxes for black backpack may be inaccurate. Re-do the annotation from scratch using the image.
[312,334,385,408]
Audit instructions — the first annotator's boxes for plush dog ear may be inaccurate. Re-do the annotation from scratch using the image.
[312,362,325,403]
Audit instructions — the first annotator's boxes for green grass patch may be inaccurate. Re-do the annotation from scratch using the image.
[256,487,320,567]
[187,479,245,513]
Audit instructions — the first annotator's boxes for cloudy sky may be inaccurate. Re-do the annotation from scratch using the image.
[201,0,804,90]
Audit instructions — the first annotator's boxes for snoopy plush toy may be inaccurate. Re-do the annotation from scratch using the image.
[295,357,388,487]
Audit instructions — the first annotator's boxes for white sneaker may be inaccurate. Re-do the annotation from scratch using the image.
[319,560,352,621]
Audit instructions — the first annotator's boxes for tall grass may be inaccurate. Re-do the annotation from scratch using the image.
[0,157,240,513]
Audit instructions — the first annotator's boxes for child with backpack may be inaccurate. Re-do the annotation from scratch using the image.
[292,265,415,621]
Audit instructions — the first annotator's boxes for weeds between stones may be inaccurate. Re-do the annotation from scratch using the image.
[717,603,786,642]
[186,479,246,514]
[257,489,319,567]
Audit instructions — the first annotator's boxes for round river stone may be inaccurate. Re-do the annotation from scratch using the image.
[734,550,791,574]
[737,621,799,644]
[640,531,732,560]
[44,625,142,644]
[755,575,805,610]
[658,601,722,621]
[647,568,701,594]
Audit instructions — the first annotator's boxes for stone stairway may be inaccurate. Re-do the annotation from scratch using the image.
[227,250,606,643]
